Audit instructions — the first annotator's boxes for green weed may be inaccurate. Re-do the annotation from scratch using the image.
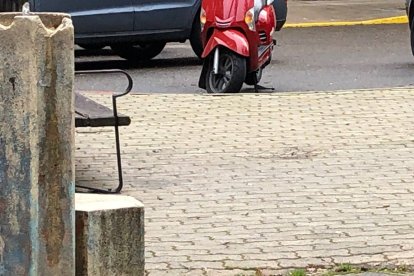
[288,268,307,276]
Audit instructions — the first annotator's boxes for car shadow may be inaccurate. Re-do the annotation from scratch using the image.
[75,48,114,57]
[75,49,203,71]
[395,62,414,70]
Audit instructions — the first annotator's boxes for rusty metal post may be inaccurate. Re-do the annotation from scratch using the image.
[0,13,75,275]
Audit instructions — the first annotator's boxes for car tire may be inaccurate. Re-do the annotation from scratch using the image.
[274,0,287,31]
[190,11,203,58]
[411,20,414,56]
[111,42,166,62]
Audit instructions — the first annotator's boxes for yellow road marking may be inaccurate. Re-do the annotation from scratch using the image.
[285,16,408,28]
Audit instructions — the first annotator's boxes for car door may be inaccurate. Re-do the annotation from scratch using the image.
[32,0,134,34]
[132,0,198,33]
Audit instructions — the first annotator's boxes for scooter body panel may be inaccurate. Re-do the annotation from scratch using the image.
[201,29,250,58]
[257,5,276,45]
[254,5,276,69]
[202,0,254,26]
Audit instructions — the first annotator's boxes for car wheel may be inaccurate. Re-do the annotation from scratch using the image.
[274,0,288,31]
[78,44,106,50]
[111,42,166,62]
[190,11,203,58]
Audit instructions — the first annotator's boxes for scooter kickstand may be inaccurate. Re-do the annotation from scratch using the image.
[254,73,259,93]
[253,74,274,93]
[255,84,275,92]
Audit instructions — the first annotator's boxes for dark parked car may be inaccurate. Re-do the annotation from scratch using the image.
[28,0,287,61]
[407,0,414,55]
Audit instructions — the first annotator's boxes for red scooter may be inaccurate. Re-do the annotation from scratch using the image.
[198,0,276,93]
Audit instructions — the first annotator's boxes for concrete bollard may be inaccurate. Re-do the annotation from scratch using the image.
[0,13,75,275]
[75,194,145,276]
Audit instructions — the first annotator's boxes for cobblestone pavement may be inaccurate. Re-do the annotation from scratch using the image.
[75,88,414,276]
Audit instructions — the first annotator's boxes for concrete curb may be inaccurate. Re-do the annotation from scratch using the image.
[285,15,408,28]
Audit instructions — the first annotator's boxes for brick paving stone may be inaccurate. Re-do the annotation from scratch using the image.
[332,254,387,264]
[147,269,206,276]
[179,261,225,269]
[343,274,407,276]
[278,257,333,269]
[76,88,414,275]
[206,269,256,276]
[224,259,279,269]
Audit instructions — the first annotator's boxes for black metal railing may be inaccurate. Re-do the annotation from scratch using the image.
[0,0,24,12]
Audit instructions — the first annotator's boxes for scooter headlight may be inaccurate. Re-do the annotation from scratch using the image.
[200,7,207,31]
[245,7,255,31]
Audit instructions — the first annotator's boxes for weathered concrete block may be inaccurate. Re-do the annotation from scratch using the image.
[75,194,145,276]
[0,13,75,275]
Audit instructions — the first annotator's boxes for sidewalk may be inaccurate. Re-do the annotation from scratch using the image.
[76,88,414,276]
[287,0,405,24]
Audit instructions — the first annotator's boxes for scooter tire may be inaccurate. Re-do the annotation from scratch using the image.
[206,50,246,93]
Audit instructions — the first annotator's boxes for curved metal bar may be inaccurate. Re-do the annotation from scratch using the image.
[75,69,133,194]
[75,69,133,97]
[75,184,114,194]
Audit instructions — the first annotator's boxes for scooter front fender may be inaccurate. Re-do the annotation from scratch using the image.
[201,29,250,58]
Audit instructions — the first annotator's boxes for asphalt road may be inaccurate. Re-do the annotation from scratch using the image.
[75,24,414,94]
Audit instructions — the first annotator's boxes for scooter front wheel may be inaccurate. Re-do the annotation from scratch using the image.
[206,49,246,93]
